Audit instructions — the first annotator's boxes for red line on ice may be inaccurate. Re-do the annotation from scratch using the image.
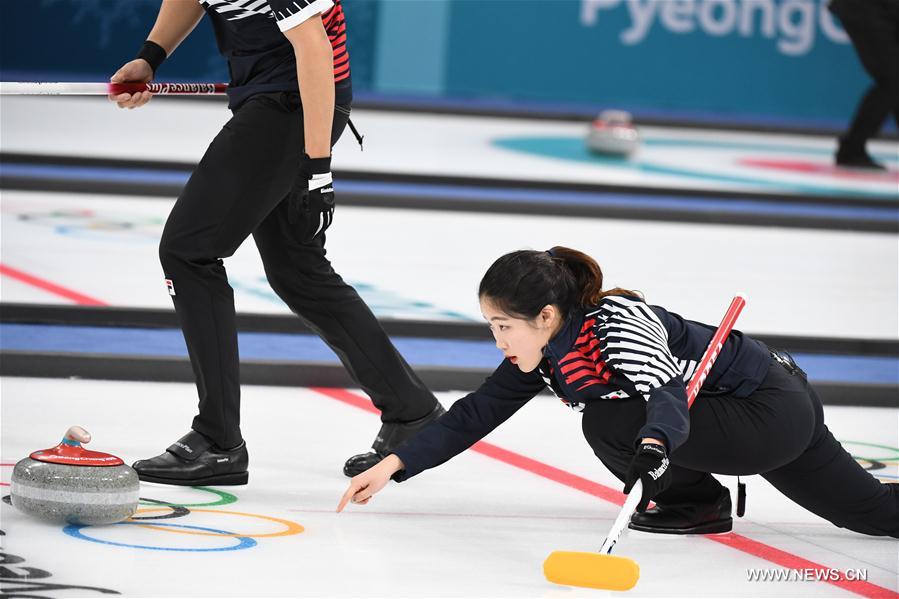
[0,263,107,306]
[737,158,899,182]
[312,387,898,599]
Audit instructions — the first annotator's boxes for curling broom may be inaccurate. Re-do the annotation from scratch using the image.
[0,82,228,95]
[543,293,748,591]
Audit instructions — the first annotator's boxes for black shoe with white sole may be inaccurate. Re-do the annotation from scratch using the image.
[132,430,249,486]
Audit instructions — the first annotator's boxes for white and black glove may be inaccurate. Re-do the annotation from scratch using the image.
[624,442,671,512]
[289,155,334,242]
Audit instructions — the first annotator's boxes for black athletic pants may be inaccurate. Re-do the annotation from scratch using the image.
[830,0,899,153]
[582,358,899,537]
[159,92,438,449]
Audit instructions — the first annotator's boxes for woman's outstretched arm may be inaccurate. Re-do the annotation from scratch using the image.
[337,359,545,510]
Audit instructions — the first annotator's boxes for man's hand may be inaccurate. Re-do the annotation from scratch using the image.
[337,454,405,512]
[108,59,154,109]
[108,0,205,110]
[289,155,335,242]
[624,442,671,512]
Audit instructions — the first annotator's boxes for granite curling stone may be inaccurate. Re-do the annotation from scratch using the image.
[586,109,641,157]
[10,426,140,525]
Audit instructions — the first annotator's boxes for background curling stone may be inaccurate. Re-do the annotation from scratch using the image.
[586,109,641,157]
[10,426,140,525]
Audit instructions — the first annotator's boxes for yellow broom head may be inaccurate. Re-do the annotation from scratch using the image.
[543,550,640,591]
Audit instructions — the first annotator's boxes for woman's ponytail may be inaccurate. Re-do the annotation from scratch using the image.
[547,246,605,307]
[548,246,640,306]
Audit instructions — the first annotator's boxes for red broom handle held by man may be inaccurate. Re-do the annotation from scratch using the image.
[109,82,228,95]
[0,82,229,95]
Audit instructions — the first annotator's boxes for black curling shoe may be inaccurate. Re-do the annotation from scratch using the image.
[835,149,886,170]
[628,487,733,535]
[133,430,249,486]
[343,403,446,477]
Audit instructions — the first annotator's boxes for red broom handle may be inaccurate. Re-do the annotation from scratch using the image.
[686,294,747,409]
[0,82,229,95]
[110,82,228,95]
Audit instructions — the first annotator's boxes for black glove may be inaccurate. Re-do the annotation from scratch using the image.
[623,442,671,512]
[289,155,334,242]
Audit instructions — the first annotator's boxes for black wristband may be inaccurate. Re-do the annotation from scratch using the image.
[303,154,332,176]
[136,40,167,75]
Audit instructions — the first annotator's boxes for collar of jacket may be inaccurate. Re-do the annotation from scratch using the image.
[543,305,589,360]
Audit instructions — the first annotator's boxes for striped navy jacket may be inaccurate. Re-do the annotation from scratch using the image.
[393,295,770,481]
[199,0,352,108]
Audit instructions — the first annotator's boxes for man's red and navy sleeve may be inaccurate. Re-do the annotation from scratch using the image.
[391,360,546,481]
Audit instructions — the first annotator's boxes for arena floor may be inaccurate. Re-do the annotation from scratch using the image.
[2,377,897,597]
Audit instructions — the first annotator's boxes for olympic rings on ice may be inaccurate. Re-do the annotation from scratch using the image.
[63,521,257,552]
[53,489,303,551]
[137,486,237,507]
[843,441,899,463]
[131,507,304,538]
[130,497,191,520]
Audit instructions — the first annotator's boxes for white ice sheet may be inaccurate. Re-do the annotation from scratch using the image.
[1,377,896,597]
[2,190,897,339]
[1,96,897,197]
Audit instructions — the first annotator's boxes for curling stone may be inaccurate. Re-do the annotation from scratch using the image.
[10,426,140,525]
[586,109,641,157]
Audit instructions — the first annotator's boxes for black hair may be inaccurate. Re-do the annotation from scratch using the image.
[477,246,640,319]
